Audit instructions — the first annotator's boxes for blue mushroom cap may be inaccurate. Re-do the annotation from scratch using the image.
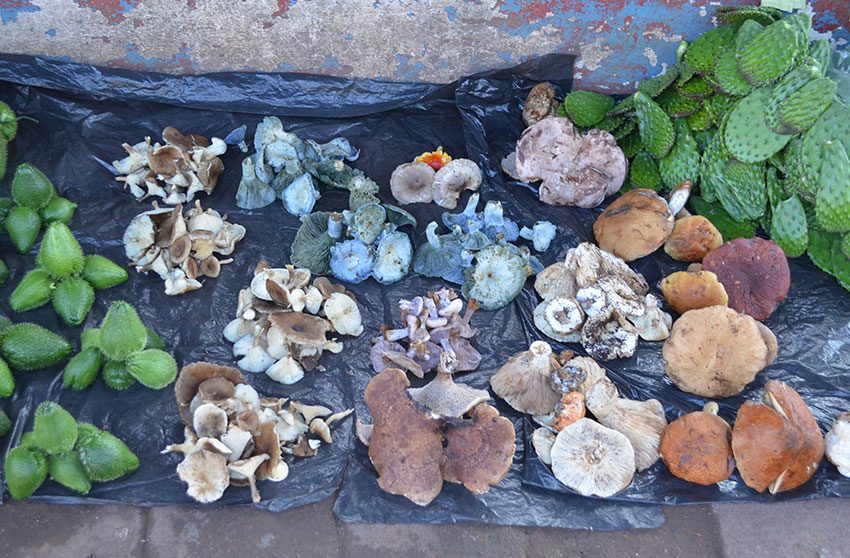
[282,173,321,217]
[372,232,413,284]
[330,239,375,284]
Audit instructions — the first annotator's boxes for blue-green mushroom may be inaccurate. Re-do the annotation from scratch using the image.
[413,222,466,284]
[235,157,276,209]
[462,243,530,310]
[330,239,375,284]
[372,232,413,284]
[282,173,321,217]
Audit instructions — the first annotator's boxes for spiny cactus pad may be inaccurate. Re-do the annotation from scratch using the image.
[724,87,792,163]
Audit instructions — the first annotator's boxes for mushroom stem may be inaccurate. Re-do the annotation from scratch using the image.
[425,222,442,249]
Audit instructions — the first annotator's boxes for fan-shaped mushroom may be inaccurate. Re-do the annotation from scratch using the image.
[432,159,482,209]
[490,340,561,415]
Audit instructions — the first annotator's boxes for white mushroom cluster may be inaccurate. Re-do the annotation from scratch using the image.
[224,262,363,384]
[112,126,226,204]
[123,201,245,295]
[533,242,672,361]
[166,362,352,504]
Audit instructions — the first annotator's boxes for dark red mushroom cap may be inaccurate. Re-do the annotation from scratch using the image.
[701,237,790,321]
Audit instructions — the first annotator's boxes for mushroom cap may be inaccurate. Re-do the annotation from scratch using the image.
[549,418,635,498]
[659,410,735,485]
[663,215,723,262]
[489,341,561,415]
[365,368,445,506]
[701,237,791,321]
[441,403,516,493]
[372,232,412,285]
[253,421,282,481]
[170,235,192,265]
[593,189,674,262]
[177,449,230,503]
[268,312,333,348]
[198,256,221,278]
[389,162,436,205]
[330,239,375,284]
[282,173,321,217]
[408,372,490,418]
[553,392,586,431]
[522,82,558,127]
[323,292,363,337]
[432,159,482,210]
[290,211,335,276]
[732,381,824,493]
[175,363,247,424]
[825,412,850,478]
[534,261,577,300]
[461,243,528,311]
[193,403,228,439]
[532,427,556,465]
[660,270,729,315]
[352,203,387,245]
[662,306,771,398]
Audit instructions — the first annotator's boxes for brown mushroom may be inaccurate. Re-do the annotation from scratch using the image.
[408,371,490,419]
[440,403,516,494]
[701,237,791,321]
[522,82,559,127]
[431,159,482,209]
[154,204,186,247]
[389,162,435,205]
[659,402,735,485]
[732,381,824,493]
[175,363,247,424]
[662,306,775,398]
[663,215,723,262]
[162,126,193,151]
[365,368,445,506]
[253,421,283,481]
[489,340,561,415]
[196,376,236,404]
[148,145,185,176]
[267,312,333,350]
[170,234,192,265]
[197,157,224,192]
[199,256,222,278]
[660,270,729,315]
[593,189,675,262]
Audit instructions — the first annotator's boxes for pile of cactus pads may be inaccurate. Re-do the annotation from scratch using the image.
[559,5,850,290]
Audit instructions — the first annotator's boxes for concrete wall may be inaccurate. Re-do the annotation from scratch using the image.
[0,0,847,91]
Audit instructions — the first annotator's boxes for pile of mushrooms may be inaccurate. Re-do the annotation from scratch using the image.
[112,126,226,204]
[223,261,363,384]
[164,362,352,504]
[508,346,667,498]
[504,117,627,208]
[390,152,482,209]
[361,357,515,506]
[533,242,672,361]
[370,288,480,378]
[123,201,245,295]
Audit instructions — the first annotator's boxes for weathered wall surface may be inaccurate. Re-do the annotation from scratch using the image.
[0,0,847,91]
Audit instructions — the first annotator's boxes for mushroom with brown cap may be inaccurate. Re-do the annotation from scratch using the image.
[253,422,285,481]
[176,449,230,503]
[553,392,586,431]
[193,403,228,439]
[825,412,850,478]
[534,260,577,300]
[390,162,436,205]
[549,418,636,498]
[580,307,639,361]
[227,454,269,503]
[701,237,791,321]
[490,340,561,415]
[175,363,247,424]
[663,215,723,262]
[523,82,559,127]
[732,381,824,493]
[663,306,776,398]
[659,402,735,485]
[660,270,729,315]
[431,158,482,209]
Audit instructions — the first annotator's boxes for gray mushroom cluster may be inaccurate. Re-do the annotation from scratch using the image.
[165,362,352,504]
[533,242,672,361]
[523,353,667,497]
[112,126,226,204]
[223,261,363,384]
[123,201,246,295]
[370,288,480,378]
[390,157,482,209]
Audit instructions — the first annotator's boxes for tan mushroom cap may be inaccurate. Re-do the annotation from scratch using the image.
[177,449,230,503]
[593,189,674,262]
[199,256,221,278]
[148,145,185,176]
[659,408,735,485]
[170,235,192,265]
[522,82,558,127]
[662,306,772,398]
[660,270,729,315]
[432,158,482,209]
[389,162,436,205]
[663,215,723,262]
[197,376,236,404]
[408,372,490,418]
[365,368,445,506]
[441,403,516,493]
[253,421,282,481]
[489,340,561,415]
[175,363,247,424]
[268,312,333,348]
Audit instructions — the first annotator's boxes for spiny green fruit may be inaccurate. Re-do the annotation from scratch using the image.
[11,164,57,210]
[125,349,177,389]
[659,121,701,191]
[0,197,15,231]
[677,75,714,100]
[807,229,837,274]
[82,255,128,290]
[33,401,78,454]
[771,195,809,258]
[815,141,850,233]
[0,323,72,370]
[48,452,91,494]
[0,410,11,437]
[684,105,712,132]
[763,61,821,134]
[613,118,636,140]
[0,139,6,182]
[561,90,615,128]
[724,87,791,163]
[99,301,148,361]
[10,268,54,312]
[693,129,715,153]
[628,151,663,191]
[637,65,680,98]
[6,205,42,254]
[0,316,11,336]
[75,424,139,482]
[101,360,136,390]
[656,86,703,118]
[684,24,736,75]
[4,446,48,499]
[39,197,77,225]
[595,115,625,133]
[800,103,850,196]
[776,78,837,136]
[717,159,767,221]
[0,101,17,142]
[735,19,765,52]
[634,92,675,159]
[690,196,757,240]
[0,357,14,398]
[705,94,737,127]
[699,131,730,204]
[63,347,103,391]
[52,276,95,327]
[843,233,850,260]
[145,327,166,350]
[809,39,831,73]
[39,222,85,279]
[0,258,7,286]
[80,328,101,350]
[20,431,38,449]
[737,19,799,86]
[617,129,642,159]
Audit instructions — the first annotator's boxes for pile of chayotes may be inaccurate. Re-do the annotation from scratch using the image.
[2,3,850,510]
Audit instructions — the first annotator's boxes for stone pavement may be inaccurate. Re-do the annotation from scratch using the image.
[0,496,847,558]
